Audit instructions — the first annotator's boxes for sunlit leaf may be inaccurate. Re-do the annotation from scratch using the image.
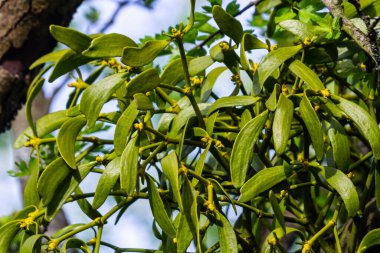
[122,40,170,67]
[82,33,137,57]
[273,94,294,155]
[120,133,139,194]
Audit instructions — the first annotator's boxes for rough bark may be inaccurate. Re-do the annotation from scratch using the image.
[0,0,84,132]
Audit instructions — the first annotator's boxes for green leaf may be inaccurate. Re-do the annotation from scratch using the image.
[375,161,380,211]
[273,94,294,155]
[182,177,201,252]
[126,68,160,97]
[24,159,40,207]
[176,213,193,253]
[134,93,154,110]
[82,33,137,57]
[206,111,218,135]
[209,178,237,213]
[230,110,268,188]
[208,96,260,115]
[29,49,68,69]
[188,56,214,76]
[74,187,101,220]
[240,33,267,70]
[256,0,282,13]
[192,141,212,186]
[161,152,183,211]
[38,157,71,206]
[122,40,170,67]
[61,238,90,253]
[57,115,87,169]
[215,210,238,253]
[210,43,224,62]
[51,223,86,238]
[261,227,305,253]
[146,174,176,238]
[257,45,302,89]
[183,0,196,33]
[161,57,192,86]
[216,210,238,253]
[316,166,359,217]
[80,73,127,128]
[25,78,44,136]
[114,102,139,156]
[269,190,286,234]
[299,92,324,161]
[170,103,211,136]
[0,221,20,253]
[20,234,46,253]
[358,228,380,253]
[279,20,315,40]
[239,165,291,202]
[265,84,280,111]
[212,5,243,44]
[49,50,93,82]
[288,60,325,90]
[201,66,226,101]
[14,110,69,149]
[46,162,96,220]
[120,133,139,194]
[324,117,350,171]
[50,25,92,53]
[335,97,380,159]
[93,157,121,209]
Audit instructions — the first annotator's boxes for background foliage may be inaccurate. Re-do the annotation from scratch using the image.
[1,0,380,252]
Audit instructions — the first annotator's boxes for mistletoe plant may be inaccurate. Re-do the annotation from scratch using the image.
[1,0,380,252]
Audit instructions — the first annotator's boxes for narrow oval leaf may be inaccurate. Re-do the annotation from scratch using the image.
[37,157,71,206]
[212,5,243,44]
[126,68,160,97]
[216,210,238,253]
[257,45,302,88]
[317,166,359,217]
[324,117,350,171]
[46,162,96,220]
[122,40,170,67]
[170,103,211,137]
[24,159,40,207]
[231,110,268,188]
[75,187,101,220]
[20,234,46,253]
[201,66,227,101]
[25,78,45,136]
[146,175,176,238]
[82,33,137,57]
[273,94,294,155]
[49,50,93,82]
[14,110,69,149]
[134,93,154,110]
[358,228,380,253]
[0,221,20,253]
[80,73,127,128]
[239,165,291,202]
[93,157,121,209]
[279,20,315,40]
[288,60,324,90]
[161,57,192,86]
[299,93,324,161]
[208,96,260,115]
[161,152,183,211]
[188,56,214,76]
[269,190,286,234]
[240,33,267,71]
[182,177,201,252]
[120,133,139,194]
[335,97,380,159]
[192,141,212,186]
[50,25,92,53]
[30,49,68,69]
[183,0,196,33]
[57,115,87,169]
[265,84,280,111]
[176,213,193,253]
[114,102,139,156]
[61,238,90,253]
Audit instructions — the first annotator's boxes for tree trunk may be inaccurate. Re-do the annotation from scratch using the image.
[0,0,83,132]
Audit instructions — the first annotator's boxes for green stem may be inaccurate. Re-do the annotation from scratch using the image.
[176,37,206,129]
[141,142,166,170]
[348,151,372,172]
[94,225,103,253]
